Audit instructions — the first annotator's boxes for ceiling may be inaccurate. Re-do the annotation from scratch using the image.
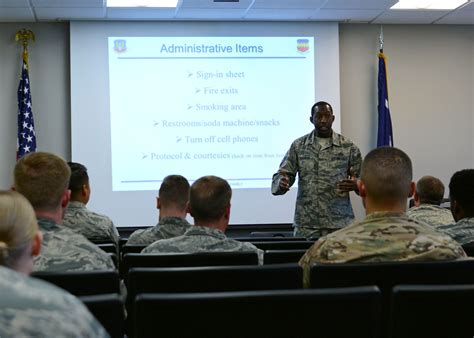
[0,0,473,24]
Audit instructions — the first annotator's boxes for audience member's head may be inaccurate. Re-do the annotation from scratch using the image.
[157,175,190,218]
[14,152,71,216]
[449,169,474,222]
[0,191,42,275]
[189,176,231,230]
[67,162,90,204]
[414,175,445,206]
[358,147,414,213]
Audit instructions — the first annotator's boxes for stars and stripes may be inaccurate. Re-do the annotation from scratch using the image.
[17,60,36,159]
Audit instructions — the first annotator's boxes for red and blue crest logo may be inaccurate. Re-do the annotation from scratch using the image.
[297,39,309,53]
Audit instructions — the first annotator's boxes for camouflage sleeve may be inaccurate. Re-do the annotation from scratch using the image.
[298,239,326,288]
[349,143,362,178]
[271,142,298,195]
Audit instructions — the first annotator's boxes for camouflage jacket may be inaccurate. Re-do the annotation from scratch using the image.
[299,211,466,287]
[127,217,192,245]
[407,204,454,228]
[439,217,474,245]
[63,201,119,245]
[34,218,116,272]
[0,266,108,337]
[272,130,362,230]
[142,225,263,264]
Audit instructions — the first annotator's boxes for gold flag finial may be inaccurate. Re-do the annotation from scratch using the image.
[15,29,35,64]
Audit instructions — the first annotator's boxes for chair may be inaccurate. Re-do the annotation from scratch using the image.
[310,260,474,337]
[32,270,121,296]
[310,260,474,293]
[264,249,306,264]
[80,294,125,338]
[250,240,314,250]
[250,231,297,238]
[234,236,308,242]
[121,252,259,277]
[389,284,474,338]
[134,286,382,338]
[462,242,474,257]
[121,244,147,256]
[97,243,117,254]
[127,263,302,298]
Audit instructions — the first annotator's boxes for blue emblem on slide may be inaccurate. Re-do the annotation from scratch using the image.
[114,39,127,53]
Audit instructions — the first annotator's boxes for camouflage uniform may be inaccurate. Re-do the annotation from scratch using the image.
[272,131,362,237]
[127,217,191,245]
[142,225,264,264]
[407,204,454,228]
[299,211,466,287]
[63,201,119,245]
[34,218,116,272]
[0,266,108,337]
[438,217,474,245]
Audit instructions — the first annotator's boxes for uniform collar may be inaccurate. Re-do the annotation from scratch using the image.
[184,225,226,239]
[306,130,341,147]
[37,217,62,231]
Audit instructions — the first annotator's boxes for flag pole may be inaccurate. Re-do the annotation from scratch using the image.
[15,29,35,66]
[379,25,384,53]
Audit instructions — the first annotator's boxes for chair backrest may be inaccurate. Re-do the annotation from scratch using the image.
[121,244,147,256]
[310,260,474,294]
[264,249,307,264]
[250,240,314,250]
[134,286,382,338]
[121,252,259,277]
[462,243,474,257]
[32,270,121,296]
[80,294,125,338]
[389,284,474,338]
[128,263,302,299]
[234,236,308,242]
[97,243,117,254]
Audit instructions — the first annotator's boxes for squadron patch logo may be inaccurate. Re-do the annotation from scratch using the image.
[297,39,309,53]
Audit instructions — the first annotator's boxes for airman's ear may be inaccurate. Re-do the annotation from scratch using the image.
[408,181,416,198]
[31,231,43,257]
[357,180,366,198]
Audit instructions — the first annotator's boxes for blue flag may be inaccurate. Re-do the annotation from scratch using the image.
[377,51,393,147]
[17,57,37,159]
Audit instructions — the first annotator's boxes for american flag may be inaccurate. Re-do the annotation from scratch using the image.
[17,59,36,159]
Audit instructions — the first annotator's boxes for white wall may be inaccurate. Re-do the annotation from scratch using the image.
[0,22,472,221]
[0,23,70,189]
[339,24,474,219]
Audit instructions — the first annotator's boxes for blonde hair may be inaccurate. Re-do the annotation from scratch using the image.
[14,152,71,212]
[0,191,38,267]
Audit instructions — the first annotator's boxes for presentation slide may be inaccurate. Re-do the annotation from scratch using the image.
[108,37,314,191]
[70,22,340,226]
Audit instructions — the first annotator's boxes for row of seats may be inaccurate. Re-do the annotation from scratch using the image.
[32,259,474,337]
[109,239,314,255]
[134,284,474,338]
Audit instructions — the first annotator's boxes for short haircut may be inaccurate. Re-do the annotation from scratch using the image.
[159,175,190,210]
[361,147,413,201]
[449,169,474,217]
[416,176,445,205]
[311,101,333,117]
[0,191,38,268]
[67,162,89,198]
[14,152,71,212]
[189,176,232,223]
